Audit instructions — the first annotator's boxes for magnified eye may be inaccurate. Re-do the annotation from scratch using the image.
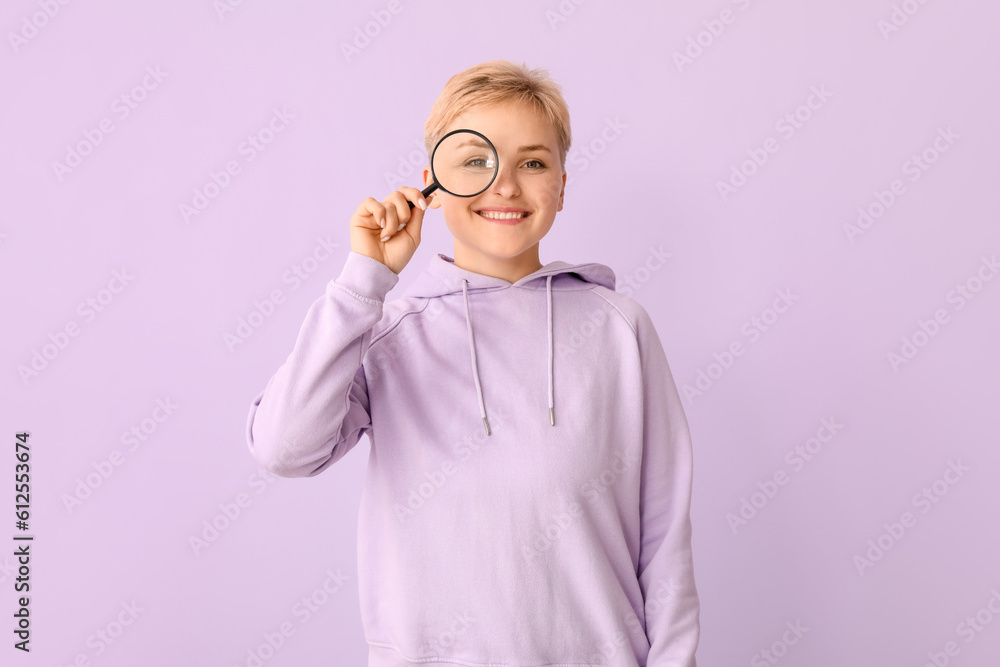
[432,130,499,197]
[465,156,491,168]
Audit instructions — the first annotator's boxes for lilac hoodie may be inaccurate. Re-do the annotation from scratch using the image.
[245,250,700,666]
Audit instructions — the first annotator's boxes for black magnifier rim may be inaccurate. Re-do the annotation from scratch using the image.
[429,128,499,198]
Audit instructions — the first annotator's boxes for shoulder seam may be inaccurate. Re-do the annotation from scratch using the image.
[590,286,638,337]
[369,298,432,348]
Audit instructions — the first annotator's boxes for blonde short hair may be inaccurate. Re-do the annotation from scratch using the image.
[424,60,572,171]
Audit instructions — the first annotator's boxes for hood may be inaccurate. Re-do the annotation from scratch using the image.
[402,253,618,436]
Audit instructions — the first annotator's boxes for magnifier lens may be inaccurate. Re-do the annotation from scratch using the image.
[430,130,498,197]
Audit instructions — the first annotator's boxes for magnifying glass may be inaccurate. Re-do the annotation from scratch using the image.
[407,129,499,209]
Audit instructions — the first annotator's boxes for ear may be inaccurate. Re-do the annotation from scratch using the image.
[556,170,566,212]
[423,166,442,209]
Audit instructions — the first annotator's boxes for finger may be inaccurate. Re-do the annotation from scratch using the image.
[357,197,386,229]
[385,191,419,230]
[397,186,429,211]
[381,201,399,241]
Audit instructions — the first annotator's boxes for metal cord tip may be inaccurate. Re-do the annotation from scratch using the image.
[483,416,492,436]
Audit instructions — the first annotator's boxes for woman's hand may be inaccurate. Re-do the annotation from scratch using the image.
[349,187,433,275]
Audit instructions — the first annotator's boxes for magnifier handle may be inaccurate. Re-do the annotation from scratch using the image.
[408,182,440,209]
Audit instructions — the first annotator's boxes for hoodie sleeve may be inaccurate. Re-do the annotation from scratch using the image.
[634,305,701,666]
[245,251,399,478]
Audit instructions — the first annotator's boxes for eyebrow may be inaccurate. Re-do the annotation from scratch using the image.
[454,139,490,149]
[450,140,553,155]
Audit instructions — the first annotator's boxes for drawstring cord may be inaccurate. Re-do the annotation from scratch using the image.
[460,275,557,435]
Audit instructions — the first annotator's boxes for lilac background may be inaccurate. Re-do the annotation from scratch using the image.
[3,0,999,665]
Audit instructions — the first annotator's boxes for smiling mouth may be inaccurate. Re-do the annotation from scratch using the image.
[476,210,530,220]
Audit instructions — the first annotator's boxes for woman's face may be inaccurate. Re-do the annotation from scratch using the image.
[424,101,566,273]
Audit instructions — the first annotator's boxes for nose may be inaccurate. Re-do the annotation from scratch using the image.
[489,163,520,198]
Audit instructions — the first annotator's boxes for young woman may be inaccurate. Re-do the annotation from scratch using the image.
[246,60,700,667]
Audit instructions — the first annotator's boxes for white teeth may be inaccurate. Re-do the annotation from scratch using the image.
[479,211,525,220]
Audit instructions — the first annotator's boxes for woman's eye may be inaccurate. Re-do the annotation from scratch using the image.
[524,160,545,169]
